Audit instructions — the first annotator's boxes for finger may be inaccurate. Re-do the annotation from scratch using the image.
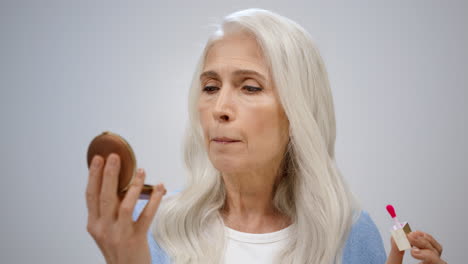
[86,155,104,222]
[100,153,120,221]
[386,236,405,264]
[411,247,443,263]
[408,231,437,254]
[423,232,443,256]
[136,183,166,234]
[118,168,146,224]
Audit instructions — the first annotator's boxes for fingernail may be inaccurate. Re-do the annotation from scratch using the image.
[109,153,118,165]
[137,168,144,176]
[155,184,166,194]
[412,247,420,253]
[92,156,101,167]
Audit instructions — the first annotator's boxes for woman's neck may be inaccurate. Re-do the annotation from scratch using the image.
[220,171,291,233]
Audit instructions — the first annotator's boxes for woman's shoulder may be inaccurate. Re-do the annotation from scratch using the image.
[133,195,387,264]
[342,210,387,264]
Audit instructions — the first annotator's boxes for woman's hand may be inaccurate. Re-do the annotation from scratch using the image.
[86,153,166,264]
[386,230,446,264]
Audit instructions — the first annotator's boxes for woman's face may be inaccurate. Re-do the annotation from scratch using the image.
[197,31,289,175]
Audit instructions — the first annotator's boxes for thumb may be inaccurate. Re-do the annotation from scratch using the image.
[386,236,405,264]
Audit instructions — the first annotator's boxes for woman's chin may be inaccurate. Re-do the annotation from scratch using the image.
[211,158,244,174]
[213,164,239,174]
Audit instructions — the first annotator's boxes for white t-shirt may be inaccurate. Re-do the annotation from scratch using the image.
[223,224,293,264]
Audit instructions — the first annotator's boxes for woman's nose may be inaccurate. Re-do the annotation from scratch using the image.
[212,86,235,122]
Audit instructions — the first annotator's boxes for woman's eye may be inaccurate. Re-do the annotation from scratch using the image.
[201,85,263,94]
[202,86,219,93]
[243,86,263,93]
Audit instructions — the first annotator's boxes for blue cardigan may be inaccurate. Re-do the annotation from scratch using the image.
[133,199,387,264]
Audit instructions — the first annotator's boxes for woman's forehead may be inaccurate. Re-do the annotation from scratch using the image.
[203,33,269,79]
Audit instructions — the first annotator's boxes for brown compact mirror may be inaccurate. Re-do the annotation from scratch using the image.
[86,131,153,200]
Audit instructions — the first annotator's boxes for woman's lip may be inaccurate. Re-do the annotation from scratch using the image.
[212,137,240,142]
[213,140,240,143]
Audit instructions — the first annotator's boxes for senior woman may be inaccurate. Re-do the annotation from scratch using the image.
[86,8,446,264]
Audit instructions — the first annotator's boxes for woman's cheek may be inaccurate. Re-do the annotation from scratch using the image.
[197,107,211,142]
[249,112,274,150]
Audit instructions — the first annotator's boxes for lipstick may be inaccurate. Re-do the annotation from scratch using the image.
[386,204,412,251]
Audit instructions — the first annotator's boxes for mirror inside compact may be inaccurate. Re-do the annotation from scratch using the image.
[86,131,153,200]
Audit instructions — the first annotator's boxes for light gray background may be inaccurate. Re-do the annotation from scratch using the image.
[0,1,466,263]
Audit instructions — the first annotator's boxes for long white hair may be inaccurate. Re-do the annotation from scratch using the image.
[152,8,360,264]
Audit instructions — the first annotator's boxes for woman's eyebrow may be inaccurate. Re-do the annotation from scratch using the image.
[199,69,266,82]
[199,70,219,81]
[233,69,266,82]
